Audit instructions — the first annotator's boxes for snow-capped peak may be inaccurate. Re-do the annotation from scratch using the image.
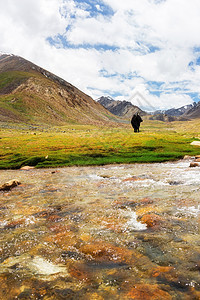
[0,51,13,57]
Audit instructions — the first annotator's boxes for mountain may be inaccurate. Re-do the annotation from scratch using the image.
[154,103,196,117]
[183,101,200,118]
[151,102,200,121]
[0,54,118,125]
[97,96,147,118]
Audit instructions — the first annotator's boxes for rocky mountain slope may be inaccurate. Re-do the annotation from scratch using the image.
[0,54,118,125]
[183,101,200,118]
[97,96,147,118]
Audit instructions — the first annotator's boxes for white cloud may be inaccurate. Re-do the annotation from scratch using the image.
[0,0,200,111]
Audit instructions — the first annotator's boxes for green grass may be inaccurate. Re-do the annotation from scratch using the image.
[1,119,200,169]
[0,71,30,91]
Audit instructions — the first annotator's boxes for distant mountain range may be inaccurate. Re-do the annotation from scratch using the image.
[0,54,119,125]
[97,96,147,118]
[97,96,200,121]
[154,103,197,116]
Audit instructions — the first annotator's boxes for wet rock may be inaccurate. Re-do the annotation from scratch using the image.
[189,162,199,167]
[28,256,67,276]
[123,176,145,182]
[20,166,35,170]
[140,197,154,205]
[139,213,163,228]
[0,179,21,191]
[126,284,172,299]
[47,214,62,222]
[151,266,174,277]
[45,230,77,249]
[17,289,32,299]
[69,264,91,282]
[4,219,25,229]
[84,293,104,300]
[194,158,200,162]
[183,155,192,160]
[79,242,133,264]
[54,288,76,299]
[168,181,183,186]
[112,200,138,210]
[61,251,84,261]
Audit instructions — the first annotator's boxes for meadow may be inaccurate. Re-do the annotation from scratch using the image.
[0,119,200,169]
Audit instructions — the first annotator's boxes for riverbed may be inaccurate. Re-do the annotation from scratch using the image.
[0,160,200,299]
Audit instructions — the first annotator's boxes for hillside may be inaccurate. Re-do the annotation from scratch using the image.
[0,54,118,125]
[97,96,147,118]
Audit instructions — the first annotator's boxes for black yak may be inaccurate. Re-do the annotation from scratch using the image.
[131,113,143,132]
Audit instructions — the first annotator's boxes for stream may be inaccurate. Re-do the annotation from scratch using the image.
[0,160,200,299]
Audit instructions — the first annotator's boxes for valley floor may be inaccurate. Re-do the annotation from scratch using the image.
[0,119,200,169]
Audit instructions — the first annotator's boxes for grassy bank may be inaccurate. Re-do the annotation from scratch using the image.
[0,120,200,169]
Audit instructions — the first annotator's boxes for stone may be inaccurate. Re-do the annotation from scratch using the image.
[20,166,35,170]
[195,155,200,159]
[139,213,163,228]
[189,162,199,168]
[4,219,25,229]
[47,215,62,222]
[140,197,154,205]
[183,155,192,160]
[28,256,66,275]
[123,176,144,182]
[79,241,133,264]
[126,284,172,299]
[0,179,21,191]
[151,266,174,277]
[190,141,200,146]
[194,158,200,162]
[69,264,91,281]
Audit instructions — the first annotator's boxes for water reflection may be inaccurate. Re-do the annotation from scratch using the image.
[0,160,200,299]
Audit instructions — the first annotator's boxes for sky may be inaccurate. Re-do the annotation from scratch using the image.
[1,0,200,111]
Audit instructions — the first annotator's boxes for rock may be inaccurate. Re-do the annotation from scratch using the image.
[168,181,182,186]
[79,241,133,264]
[140,197,154,205]
[195,155,200,159]
[190,141,200,146]
[4,219,25,229]
[28,256,66,275]
[189,162,199,167]
[69,264,91,281]
[47,215,62,222]
[139,213,163,228]
[183,155,192,160]
[123,176,145,182]
[194,158,200,162]
[151,266,174,277]
[126,284,172,299]
[20,166,35,170]
[0,179,21,191]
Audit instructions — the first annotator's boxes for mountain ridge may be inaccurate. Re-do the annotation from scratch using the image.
[97,96,147,118]
[0,54,119,126]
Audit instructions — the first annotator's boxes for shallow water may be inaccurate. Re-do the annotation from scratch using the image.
[0,160,200,299]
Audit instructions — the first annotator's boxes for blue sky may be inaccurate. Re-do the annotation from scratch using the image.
[1,0,200,111]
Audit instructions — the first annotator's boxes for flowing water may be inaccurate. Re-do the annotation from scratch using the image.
[0,160,200,299]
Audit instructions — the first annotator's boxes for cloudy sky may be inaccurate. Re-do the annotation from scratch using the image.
[1,0,200,111]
